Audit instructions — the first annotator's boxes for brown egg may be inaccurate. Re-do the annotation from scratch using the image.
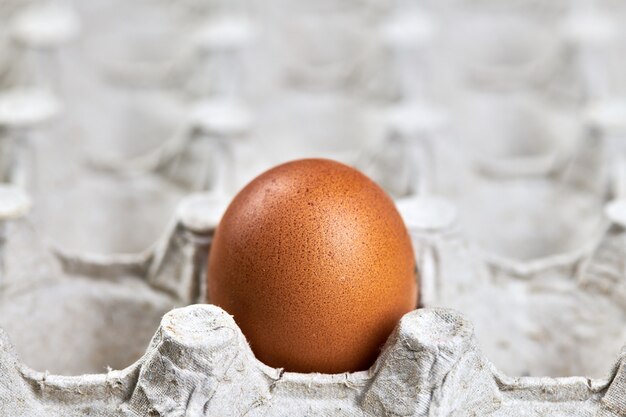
[207,159,417,373]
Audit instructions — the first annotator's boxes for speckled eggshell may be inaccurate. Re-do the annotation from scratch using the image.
[207,159,418,373]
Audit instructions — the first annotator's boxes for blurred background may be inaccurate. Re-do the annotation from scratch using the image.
[2,0,623,254]
[2,0,626,379]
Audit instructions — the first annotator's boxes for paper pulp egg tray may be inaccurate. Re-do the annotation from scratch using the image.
[0,191,625,416]
[2,1,626,415]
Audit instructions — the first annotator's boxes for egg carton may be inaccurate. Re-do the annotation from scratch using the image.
[0,151,617,375]
[0,183,625,412]
[0,178,624,406]
[1,3,626,414]
[0,303,625,416]
[2,97,623,382]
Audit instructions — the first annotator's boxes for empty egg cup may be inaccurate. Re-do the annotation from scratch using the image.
[399,186,626,378]
[0,193,224,375]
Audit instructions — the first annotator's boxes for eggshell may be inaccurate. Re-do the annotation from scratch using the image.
[207,159,417,373]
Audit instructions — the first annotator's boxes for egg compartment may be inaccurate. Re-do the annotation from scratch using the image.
[451,175,605,262]
[396,130,626,379]
[401,192,626,379]
[0,193,223,375]
[0,303,624,416]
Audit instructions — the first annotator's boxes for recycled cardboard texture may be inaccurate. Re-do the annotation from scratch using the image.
[0,305,624,416]
[0,209,207,375]
[400,176,620,378]
[411,211,626,379]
